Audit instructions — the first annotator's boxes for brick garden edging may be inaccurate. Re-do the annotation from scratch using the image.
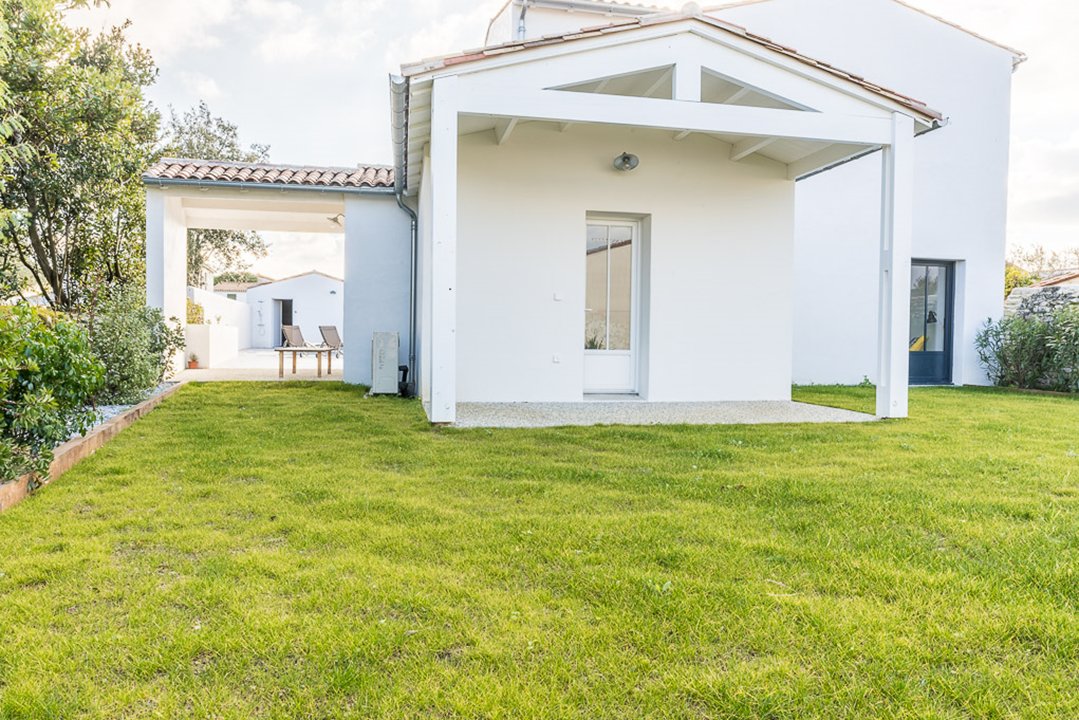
[0,382,185,514]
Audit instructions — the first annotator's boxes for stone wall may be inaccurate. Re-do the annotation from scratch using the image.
[1004,286,1079,317]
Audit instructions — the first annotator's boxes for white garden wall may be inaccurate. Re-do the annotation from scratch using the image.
[188,286,252,349]
[453,122,794,403]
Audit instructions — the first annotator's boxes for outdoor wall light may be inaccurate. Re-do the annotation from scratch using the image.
[613,152,640,171]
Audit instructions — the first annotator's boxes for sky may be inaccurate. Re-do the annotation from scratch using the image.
[66,0,1077,278]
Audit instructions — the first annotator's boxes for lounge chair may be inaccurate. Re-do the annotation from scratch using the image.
[281,325,315,349]
[319,325,343,358]
[276,325,333,378]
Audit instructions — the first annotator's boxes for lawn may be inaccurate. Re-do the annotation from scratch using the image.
[1,384,1077,719]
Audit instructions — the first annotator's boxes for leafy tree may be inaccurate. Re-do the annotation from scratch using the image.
[160,101,270,285]
[1004,262,1034,298]
[0,0,158,309]
[214,270,262,284]
[1009,243,1079,281]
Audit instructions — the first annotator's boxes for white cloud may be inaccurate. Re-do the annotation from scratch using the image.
[255,0,385,63]
[66,0,236,60]
[245,0,303,22]
[249,233,344,279]
[178,71,223,100]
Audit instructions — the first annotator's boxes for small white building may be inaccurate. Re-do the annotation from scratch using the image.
[244,271,344,348]
[145,1,1022,425]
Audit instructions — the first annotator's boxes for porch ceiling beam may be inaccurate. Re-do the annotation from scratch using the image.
[730,136,777,161]
[786,143,873,180]
[456,86,894,146]
[494,118,518,145]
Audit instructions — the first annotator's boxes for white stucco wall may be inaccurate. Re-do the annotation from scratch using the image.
[713,0,1017,385]
[245,273,344,349]
[188,286,252,349]
[453,122,795,403]
[343,195,412,386]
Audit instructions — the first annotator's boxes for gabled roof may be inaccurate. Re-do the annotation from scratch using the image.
[249,270,344,289]
[401,12,942,122]
[144,158,394,191]
[1035,271,1079,288]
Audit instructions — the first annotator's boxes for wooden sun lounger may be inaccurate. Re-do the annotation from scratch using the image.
[275,325,333,378]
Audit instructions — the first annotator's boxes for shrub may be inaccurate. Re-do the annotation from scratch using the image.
[187,298,204,325]
[977,290,1079,392]
[1,305,104,484]
[976,314,1053,389]
[1045,306,1079,393]
[86,287,185,404]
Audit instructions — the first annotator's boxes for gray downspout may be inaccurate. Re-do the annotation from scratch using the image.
[390,74,419,397]
[516,0,529,40]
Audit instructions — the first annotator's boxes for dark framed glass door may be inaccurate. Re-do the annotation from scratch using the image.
[909,261,954,385]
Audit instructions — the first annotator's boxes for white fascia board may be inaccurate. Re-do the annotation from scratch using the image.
[455,85,894,145]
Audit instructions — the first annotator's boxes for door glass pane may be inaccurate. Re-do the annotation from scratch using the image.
[924,266,945,352]
[607,225,633,350]
[585,225,609,350]
[909,265,927,352]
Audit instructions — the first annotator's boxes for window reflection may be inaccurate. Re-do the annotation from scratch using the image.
[585,224,633,351]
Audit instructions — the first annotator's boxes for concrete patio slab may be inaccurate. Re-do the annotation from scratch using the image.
[177,348,343,382]
[453,400,877,428]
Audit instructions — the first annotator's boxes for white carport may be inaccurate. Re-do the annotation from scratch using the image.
[392,12,944,423]
[143,160,412,385]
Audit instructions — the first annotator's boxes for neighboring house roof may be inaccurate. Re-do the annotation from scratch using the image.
[144,158,394,191]
[1035,271,1079,288]
[248,270,344,289]
[214,281,264,293]
[704,0,1027,66]
[401,11,942,123]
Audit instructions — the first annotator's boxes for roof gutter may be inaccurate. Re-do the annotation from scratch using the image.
[141,177,396,196]
[794,116,947,182]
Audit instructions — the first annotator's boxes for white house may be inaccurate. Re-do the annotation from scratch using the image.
[244,271,344,349]
[145,0,1021,425]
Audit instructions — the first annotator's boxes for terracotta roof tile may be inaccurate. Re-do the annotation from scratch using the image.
[144,158,394,190]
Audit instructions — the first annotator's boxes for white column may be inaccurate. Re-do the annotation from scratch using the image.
[428,76,459,423]
[145,188,188,371]
[876,113,915,418]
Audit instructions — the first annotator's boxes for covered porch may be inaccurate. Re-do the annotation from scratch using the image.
[143,160,411,386]
[395,12,943,424]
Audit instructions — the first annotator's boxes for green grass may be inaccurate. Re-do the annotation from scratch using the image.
[1,383,1077,719]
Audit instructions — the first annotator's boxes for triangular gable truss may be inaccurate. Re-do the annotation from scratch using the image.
[399,16,943,191]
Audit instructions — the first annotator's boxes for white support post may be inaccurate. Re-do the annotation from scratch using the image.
[876,113,915,418]
[673,60,701,102]
[145,188,188,372]
[428,76,459,424]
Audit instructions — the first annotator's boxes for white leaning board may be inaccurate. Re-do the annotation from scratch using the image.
[370,332,400,395]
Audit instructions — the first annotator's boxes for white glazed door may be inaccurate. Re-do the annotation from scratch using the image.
[584,220,638,394]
